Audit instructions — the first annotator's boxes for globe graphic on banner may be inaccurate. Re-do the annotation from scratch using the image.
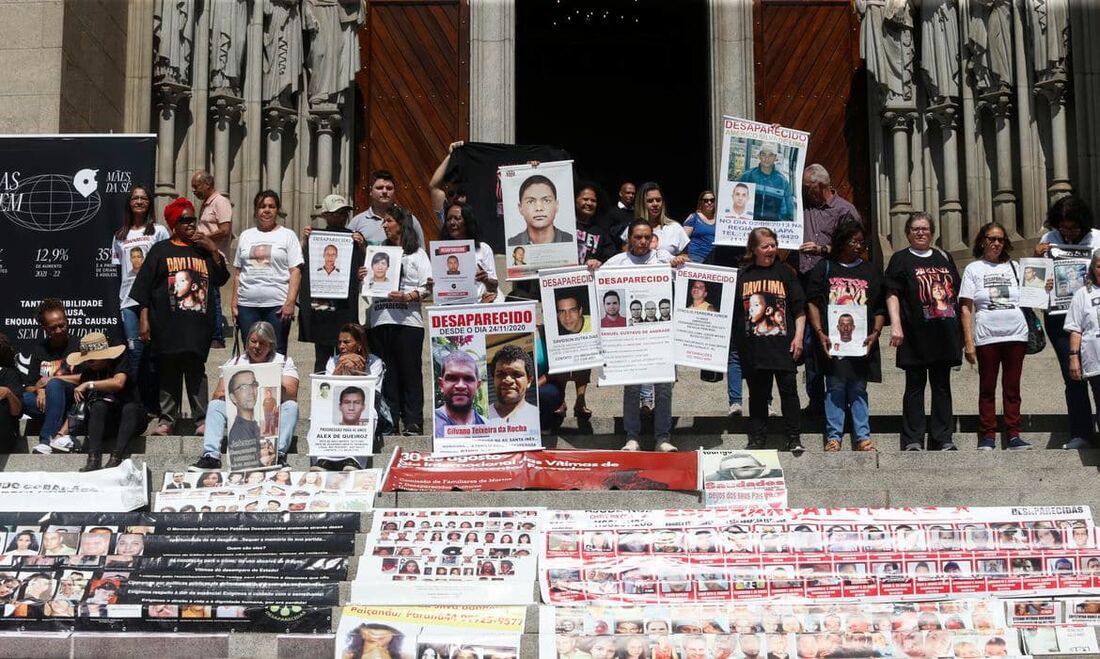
[2,173,101,232]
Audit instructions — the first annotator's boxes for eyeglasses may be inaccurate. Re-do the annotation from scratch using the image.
[701,198,715,203]
[985,236,1006,243]
[909,227,931,234]
[177,215,198,224]
[847,239,866,246]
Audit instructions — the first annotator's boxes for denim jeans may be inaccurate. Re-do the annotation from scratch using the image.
[727,348,742,404]
[237,305,290,356]
[1046,313,1094,441]
[202,398,298,457]
[623,382,673,441]
[22,379,74,444]
[120,306,159,414]
[210,284,225,343]
[825,375,870,442]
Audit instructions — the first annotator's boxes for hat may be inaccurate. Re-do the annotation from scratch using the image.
[321,194,352,213]
[66,332,125,367]
[164,197,196,229]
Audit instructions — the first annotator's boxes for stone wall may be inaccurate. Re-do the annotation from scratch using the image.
[58,0,129,133]
[0,0,64,133]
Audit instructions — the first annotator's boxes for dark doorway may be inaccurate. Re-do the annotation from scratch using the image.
[516,0,711,220]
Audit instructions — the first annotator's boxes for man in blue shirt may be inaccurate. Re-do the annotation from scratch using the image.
[739,142,794,222]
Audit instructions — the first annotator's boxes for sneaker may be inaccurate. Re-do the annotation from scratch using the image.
[728,403,743,416]
[747,437,766,450]
[656,441,677,453]
[903,442,924,452]
[31,443,52,455]
[49,435,75,453]
[1006,436,1033,450]
[786,438,806,455]
[188,455,222,471]
[977,438,996,451]
[938,441,958,451]
[767,405,780,418]
[621,439,641,451]
[1064,437,1092,450]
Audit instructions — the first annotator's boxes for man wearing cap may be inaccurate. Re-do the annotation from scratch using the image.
[739,142,794,222]
[297,194,365,372]
[191,169,233,348]
[131,197,230,437]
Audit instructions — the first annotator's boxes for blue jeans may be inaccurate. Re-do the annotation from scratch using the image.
[210,284,225,343]
[1047,313,1094,440]
[727,348,743,404]
[120,306,158,414]
[825,375,870,442]
[22,379,74,444]
[202,398,298,458]
[538,380,565,430]
[624,382,673,441]
[237,305,290,356]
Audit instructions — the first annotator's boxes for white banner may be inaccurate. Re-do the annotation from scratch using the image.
[500,160,578,280]
[715,116,809,249]
[221,361,283,471]
[155,468,379,512]
[429,239,479,305]
[307,374,378,458]
[540,266,603,373]
[699,449,788,509]
[673,263,738,371]
[428,302,542,455]
[307,231,354,299]
[364,245,405,299]
[594,265,675,386]
[0,459,147,511]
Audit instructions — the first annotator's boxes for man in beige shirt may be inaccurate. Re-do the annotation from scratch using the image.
[191,169,233,347]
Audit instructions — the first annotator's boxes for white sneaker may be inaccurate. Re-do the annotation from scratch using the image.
[728,403,743,416]
[621,439,641,451]
[49,435,75,453]
[768,405,780,417]
[657,441,677,453]
[31,443,52,454]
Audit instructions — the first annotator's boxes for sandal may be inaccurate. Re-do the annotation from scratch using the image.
[824,439,842,453]
[855,438,877,452]
[152,422,173,436]
[554,403,568,417]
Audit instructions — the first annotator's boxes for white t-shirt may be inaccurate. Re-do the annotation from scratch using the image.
[234,226,305,307]
[1064,284,1100,377]
[1040,228,1100,248]
[603,249,673,267]
[324,353,385,380]
[112,225,170,308]
[369,249,432,328]
[619,221,690,256]
[958,259,1028,346]
[475,242,497,300]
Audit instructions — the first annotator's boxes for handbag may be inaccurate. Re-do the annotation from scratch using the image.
[1010,261,1046,355]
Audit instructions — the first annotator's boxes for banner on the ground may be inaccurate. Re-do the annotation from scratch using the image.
[154,468,380,512]
[429,239,478,305]
[1024,624,1100,655]
[307,231,355,299]
[307,374,377,458]
[539,266,603,373]
[382,447,698,492]
[335,605,524,659]
[0,459,147,511]
[500,160,578,280]
[1017,257,1052,309]
[699,450,787,509]
[363,245,404,299]
[1048,244,1093,314]
[715,117,809,249]
[221,361,283,470]
[0,135,156,362]
[673,263,738,371]
[427,302,541,455]
[594,265,675,386]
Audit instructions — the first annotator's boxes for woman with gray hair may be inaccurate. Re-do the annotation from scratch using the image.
[190,321,300,471]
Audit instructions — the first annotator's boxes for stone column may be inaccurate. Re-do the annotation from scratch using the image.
[709,0,755,177]
[309,106,342,209]
[210,91,244,196]
[983,89,1021,239]
[264,106,298,197]
[928,102,965,250]
[154,81,191,212]
[1037,76,1073,200]
[884,109,916,249]
[469,0,515,142]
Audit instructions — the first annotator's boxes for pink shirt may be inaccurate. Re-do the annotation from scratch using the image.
[198,191,233,255]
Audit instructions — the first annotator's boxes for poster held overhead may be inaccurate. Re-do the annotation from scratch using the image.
[673,263,738,371]
[594,265,676,386]
[221,361,284,471]
[429,239,478,305]
[307,231,355,299]
[500,160,578,280]
[539,265,603,373]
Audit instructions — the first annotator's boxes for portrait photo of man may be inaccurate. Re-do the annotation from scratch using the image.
[446,255,461,275]
[739,141,793,221]
[658,298,672,322]
[706,452,783,481]
[601,290,627,328]
[433,350,486,436]
[507,174,575,246]
[317,244,340,277]
[486,344,540,428]
[129,246,145,272]
[554,287,592,335]
[227,369,261,447]
[729,182,755,220]
[336,386,367,426]
[628,299,643,326]
[836,313,855,344]
[643,301,658,322]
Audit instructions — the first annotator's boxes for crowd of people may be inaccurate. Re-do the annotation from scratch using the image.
[2,153,1098,469]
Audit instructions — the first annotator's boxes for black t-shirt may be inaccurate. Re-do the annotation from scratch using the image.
[884,248,963,368]
[0,367,22,447]
[576,218,617,264]
[77,354,139,404]
[731,262,806,372]
[298,227,364,344]
[805,259,885,382]
[22,336,80,389]
[130,241,231,358]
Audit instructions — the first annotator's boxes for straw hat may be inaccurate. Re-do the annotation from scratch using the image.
[65,332,125,367]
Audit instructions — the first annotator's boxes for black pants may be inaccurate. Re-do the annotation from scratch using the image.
[371,324,425,428]
[158,353,209,425]
[0,400,18,453]
[902,364,954,448]
[746,369,800,440]
[86,399,145,455]
[313,343,336,375]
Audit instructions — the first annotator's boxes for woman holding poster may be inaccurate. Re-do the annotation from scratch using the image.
[806,220,884,452]
[440,202,498,302]
[731,227,806,454]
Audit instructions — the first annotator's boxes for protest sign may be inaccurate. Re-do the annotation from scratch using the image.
[429,239,478,305]
[335,605,524,659]
[154,468,380,512]
[540,266,603,373]
[1066,597,1100,625]
[594,265,675,386]
[673,263,738,371]
[715,117,809,249]
[221,361,283,471]
[699,450,787,509]
[0,460,147,512]
[500,160,578,280]
[1023,625,1100,655]
[1049,244,1093,314]
[428,302,541,455]
[1017,257,1052,309]
[828,304,867,357]
[363,245,404,298]
[307,231,355,299]
[382,448,698,492]
[307,374,377,459]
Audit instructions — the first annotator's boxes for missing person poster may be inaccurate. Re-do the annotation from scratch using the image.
[1017,257,1052,309]
[308,231,355,299]
[221,361,283,471]
[539,266,603,373]
[154,468,380,512]
[429,239,478,305]
[828,304,867,357]
[428,302,541,456]
[500,160,578,280]
[672,263,738,371]
[699,450,787,509]
[0,461,147,512]
[335,605,524,659]
[364,245,404,299]
[715,117,809,249]
[307,375,377,458]
[1048,245,1092,314]
[594,265,675,386]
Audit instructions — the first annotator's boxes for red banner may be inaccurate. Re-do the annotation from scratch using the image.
[382,448,698,492]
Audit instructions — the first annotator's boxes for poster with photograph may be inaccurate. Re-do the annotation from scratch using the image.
[500,160,578,280]
[154,468,380,512]
[428,302,541,455]
[699,450,787,509]
[220,361,283,471]
[828,304,867,357]
[1017,257,1052,309]
[307,231,355,299]
[540,266,603,373]
[307,375,378,458]
[363,245,404,299]
[429,239,478,305]
[334,605,524,659]
[672,263,738,371]
[0,461,147,512]
[594,265,676,386]
[715,117,809,249]
[1049,245,1093,314]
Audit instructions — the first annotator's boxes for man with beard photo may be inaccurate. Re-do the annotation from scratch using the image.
[433,350,485,436]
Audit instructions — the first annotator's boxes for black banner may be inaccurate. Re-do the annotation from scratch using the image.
[0,512,361,533]
[0,135,156,358]
[134,556,348,579]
